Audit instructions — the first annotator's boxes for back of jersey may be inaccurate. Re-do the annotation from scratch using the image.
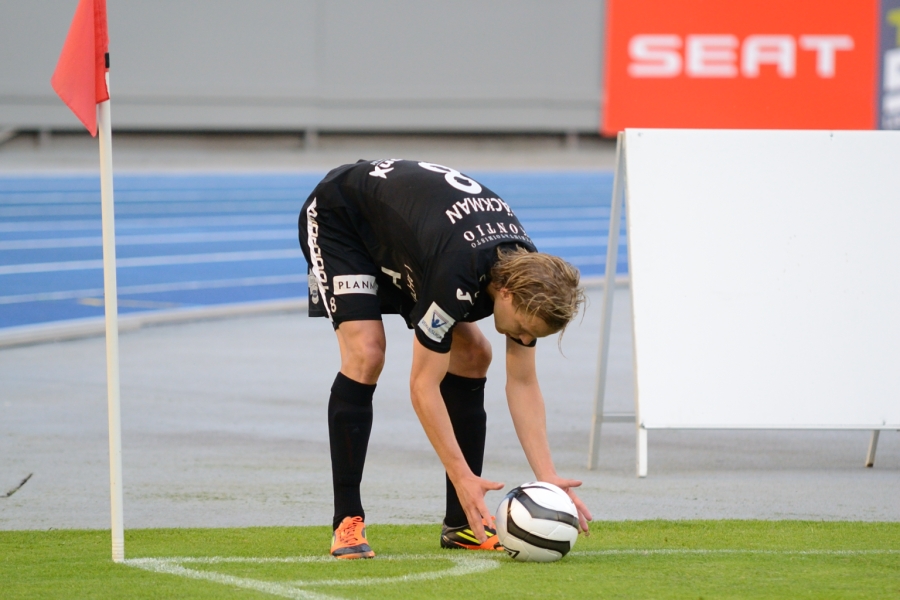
[333,159,533,270]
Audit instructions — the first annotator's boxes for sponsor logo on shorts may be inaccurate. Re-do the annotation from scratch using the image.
[418,302,455,343]
[308,272,320,304]
[333,274,378,295]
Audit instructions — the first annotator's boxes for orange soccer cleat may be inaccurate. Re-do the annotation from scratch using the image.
[440,517,504,551]
[330,516,375,559]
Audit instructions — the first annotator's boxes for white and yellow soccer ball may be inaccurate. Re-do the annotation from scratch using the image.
[495,481,579,562]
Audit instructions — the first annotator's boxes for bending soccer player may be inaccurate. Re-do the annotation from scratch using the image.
[298,159,592,559]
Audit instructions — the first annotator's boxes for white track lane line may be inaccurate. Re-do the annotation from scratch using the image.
[0,275,306,305]
[0,229,295,250]
[0,214,293,232]
[0,232,614,251]
[0,249,303,276]
[0,201,297,219]
[0,190,300,205]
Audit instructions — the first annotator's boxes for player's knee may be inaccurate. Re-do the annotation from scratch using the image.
[470,336,492,371]
[346,336,386,381]
[337,321,386,383]
[452,335,492,378]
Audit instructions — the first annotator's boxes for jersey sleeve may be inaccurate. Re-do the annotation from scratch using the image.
[410,254,482,353]
[508,335,537,348]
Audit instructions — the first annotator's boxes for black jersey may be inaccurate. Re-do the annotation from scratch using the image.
[312,159,537,353]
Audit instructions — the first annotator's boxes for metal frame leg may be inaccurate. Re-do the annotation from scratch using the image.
[637,426,648,477]
[865,430,880,468]
[587,132,627,470]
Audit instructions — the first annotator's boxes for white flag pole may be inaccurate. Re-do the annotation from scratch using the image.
[98,70,125,563]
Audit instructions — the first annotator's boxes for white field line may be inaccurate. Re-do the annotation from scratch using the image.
[0,274,306,305]
[287,554,498,587]
[124,554,500,600]
[122,549,898,600]
[570,549,900,557]
[0,229,296,250]
[124,558,334,600]
[0,249,303,275]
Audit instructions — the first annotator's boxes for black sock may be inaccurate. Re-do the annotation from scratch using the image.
[441,372,487,528]
[328,372,375,531]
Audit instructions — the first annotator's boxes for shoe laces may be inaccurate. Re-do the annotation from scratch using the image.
[336,516,366,545]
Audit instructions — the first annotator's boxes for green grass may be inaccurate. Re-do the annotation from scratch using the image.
[2,521,898,599]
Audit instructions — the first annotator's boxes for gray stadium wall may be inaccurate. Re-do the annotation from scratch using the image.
[0,0,605,133]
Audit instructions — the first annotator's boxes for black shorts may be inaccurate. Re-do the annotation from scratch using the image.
[298,194,414,328]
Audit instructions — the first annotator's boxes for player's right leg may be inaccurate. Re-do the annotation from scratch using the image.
[328,320,384,559]
[299,195,384,559]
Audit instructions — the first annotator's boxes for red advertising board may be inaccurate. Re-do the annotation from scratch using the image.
[601,0,879,134]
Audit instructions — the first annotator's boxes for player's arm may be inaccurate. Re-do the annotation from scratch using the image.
[410,335,504,542]
[505,337,593,532]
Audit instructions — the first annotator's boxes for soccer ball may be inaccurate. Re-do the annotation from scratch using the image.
[495,481,579,562]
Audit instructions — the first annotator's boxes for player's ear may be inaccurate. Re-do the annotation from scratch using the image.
[487,281,505,301]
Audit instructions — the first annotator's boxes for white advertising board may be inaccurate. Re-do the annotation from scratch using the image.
[595,130,900,474]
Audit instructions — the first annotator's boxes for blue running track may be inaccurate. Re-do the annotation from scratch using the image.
[0,171,624,330]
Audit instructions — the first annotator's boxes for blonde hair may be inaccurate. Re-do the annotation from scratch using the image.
[490,246,585,333]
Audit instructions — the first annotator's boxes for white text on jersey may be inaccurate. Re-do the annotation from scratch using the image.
[445,197,515,224]
[369,158,400,179]
[381,266,402,288]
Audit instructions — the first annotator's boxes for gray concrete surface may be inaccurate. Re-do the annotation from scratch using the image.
[0,131,618,173]
[2,287,897,531]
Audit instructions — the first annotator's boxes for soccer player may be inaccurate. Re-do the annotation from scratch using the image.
[298,159,592,559]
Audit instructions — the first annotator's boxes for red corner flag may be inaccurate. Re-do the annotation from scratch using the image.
[51,0,109,136]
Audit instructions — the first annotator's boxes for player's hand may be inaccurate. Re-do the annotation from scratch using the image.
[542,475,593,534]
[453,473,505,543]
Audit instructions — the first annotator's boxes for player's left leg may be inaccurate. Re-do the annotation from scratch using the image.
[299,197,383,559]
[440,323,502,550]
